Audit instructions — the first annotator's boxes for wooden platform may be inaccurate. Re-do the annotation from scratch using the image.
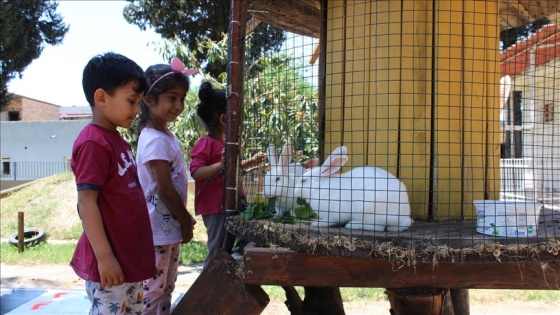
[242,244,559,290]
[227,207,560,263]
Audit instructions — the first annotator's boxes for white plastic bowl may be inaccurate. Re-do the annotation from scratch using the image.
[473,200,542,237]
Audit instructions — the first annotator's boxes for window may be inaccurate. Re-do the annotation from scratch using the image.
[544,103,554,123]
[8,111,19,121]
[2,158,10,176]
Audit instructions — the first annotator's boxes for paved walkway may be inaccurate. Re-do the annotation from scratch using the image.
[1,288,184,314]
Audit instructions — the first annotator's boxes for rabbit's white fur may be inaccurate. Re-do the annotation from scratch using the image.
[293,146,413,232]
[262,142,305,218]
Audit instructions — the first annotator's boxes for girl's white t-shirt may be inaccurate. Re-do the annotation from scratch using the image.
[136,127,187,245]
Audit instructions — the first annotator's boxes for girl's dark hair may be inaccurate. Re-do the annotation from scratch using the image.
[136,64,190,134]
[196,81,226,132]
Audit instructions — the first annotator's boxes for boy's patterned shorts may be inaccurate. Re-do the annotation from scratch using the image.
[85,280,144,315]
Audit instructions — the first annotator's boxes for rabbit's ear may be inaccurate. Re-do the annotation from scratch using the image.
[280,141,292,167]
[318,146,348,176]
[319,154,348,177]
[322,146,347,166]
[267,144,277,166]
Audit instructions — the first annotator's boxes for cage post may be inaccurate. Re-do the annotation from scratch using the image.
[225,0,248,216]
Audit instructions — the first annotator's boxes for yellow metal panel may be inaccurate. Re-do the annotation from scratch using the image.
[326,1,345,152]
[367,0,401,174]
[484,1,501,201]
[323,0,502,220]
[399,0,433,218]
[342,0,370,167]
[461,0,499,218]
[432,0,465,219]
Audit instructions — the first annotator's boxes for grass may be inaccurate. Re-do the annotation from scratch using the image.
[1,172,559,305]
[0,171,208,264]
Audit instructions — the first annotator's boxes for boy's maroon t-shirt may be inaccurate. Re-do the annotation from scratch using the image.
[70,123,156,283]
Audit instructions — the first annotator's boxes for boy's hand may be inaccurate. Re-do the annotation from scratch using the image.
[98,255,124,289]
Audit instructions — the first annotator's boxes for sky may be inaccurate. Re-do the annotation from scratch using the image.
[8,1,167,107]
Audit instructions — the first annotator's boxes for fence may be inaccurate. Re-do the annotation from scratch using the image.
[499,158,534,200]
[0,159,546,203]
[0,162,71,180]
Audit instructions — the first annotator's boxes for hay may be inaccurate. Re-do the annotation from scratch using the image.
[226,217,559,266]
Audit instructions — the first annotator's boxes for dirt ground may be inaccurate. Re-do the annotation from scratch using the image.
[2,263,559,315]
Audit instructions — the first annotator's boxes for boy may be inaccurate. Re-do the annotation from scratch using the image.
[70,52,156,314]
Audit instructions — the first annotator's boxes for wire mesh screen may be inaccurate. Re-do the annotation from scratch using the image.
[226,0,560,263]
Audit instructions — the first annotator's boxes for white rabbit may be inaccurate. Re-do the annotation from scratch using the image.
[262,142,306,218]
[293,146,413,232]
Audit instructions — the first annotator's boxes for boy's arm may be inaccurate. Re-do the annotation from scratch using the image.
[77,189,124,289]
[148,160,195,243]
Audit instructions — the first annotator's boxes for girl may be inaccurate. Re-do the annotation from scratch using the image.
[190,81,265,268]
[136,57,196,314]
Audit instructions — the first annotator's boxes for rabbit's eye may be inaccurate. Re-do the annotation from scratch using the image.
[275,177,281,182]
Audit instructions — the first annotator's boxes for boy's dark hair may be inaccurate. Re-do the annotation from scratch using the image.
[82,52,148,107]
[196,81,226,132]
[136,64,190,134]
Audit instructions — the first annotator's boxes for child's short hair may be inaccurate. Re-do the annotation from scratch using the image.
[82,52,148,107]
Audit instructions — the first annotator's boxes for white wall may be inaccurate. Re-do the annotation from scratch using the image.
[512,57,560,193]
[1,120,89,163]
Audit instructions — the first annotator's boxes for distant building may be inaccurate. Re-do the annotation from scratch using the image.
[1,94,60,121]
[60,106,92,120]
[1,95,91,185]
[1,95,92,121]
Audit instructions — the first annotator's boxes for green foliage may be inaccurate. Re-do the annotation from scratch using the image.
[241,53,319,160]
[121,36,227,163]
[240,199,276,221]
[0,0,69,108]
[178,241,208,264]
[0,241,207,265]
[123,0,285,77]
[270,197,317,224]
[261,285,388,303]
[122,31,320,165]
[0,242,76,264]
[294,197,315,218]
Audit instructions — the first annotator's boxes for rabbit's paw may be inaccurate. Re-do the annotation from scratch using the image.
[346,221,386,232]
[386,217,413,232]
[386,225,406,232]
[310,219,334,228]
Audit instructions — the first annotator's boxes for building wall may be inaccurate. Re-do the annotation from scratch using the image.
[512,57,560,193]
[2,98,23,121]
[1,96,60,121]
[0,120,89,179]
[22,98,60,121]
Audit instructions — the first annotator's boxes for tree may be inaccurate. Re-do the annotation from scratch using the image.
[0,1,69,109]
[121,33,318,165]
[500,18,550,51]
[123,0,285,77]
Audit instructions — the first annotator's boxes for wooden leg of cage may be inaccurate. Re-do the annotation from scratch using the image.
[282,286,304,315]
[302,287,345,315]
[281,286,345,315]
[171,249,269,315]
[386,288,455,315]
[449,289,469,315]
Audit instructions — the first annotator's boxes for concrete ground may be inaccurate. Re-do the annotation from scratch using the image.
[1,263,559,314]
